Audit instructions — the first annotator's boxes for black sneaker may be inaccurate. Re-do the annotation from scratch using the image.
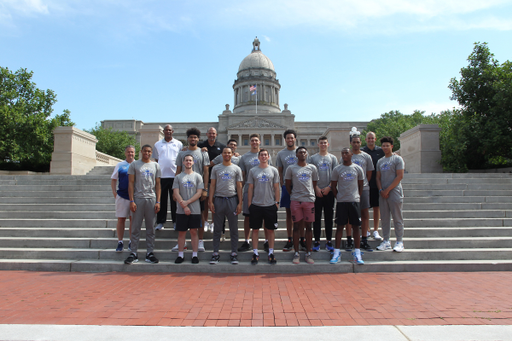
[345,239,354,252]
[210,254,220,264]
[238,241,251,252]
[230,254,239,265]
[360,240,374,252]
[283,240,293,252]
[300,240,307,251]
[175,256,184,264]
[268,253,277,265]
[145,252,159,263]
[264,241,269,253]
[191,256,199,264]
[124,253,138,264]
[312,241,321,252]
[251,253,259,265]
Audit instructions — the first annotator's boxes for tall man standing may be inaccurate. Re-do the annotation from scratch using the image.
[309,136,338,252]
[111,145,135,252]
[153,124,183,231]
[247,149,280,265]
[362,131,384,240]
[276,129,299,251]
[285,146,320,264]
[124,145,161,265]
[175,128,210,252]
[376,136,405,252]
[199,127,226,231]
[208,147,243,264]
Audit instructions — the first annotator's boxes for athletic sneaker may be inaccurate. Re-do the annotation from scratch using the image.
[145,252,159,264]
[325,241,334,252]
[124,253,138,264]
[251,254,259,265]
[312,241,321,252]
[221,233,225,242]
[264,241,269,253]
[116,241,123,253]
[171,243,187,252]
[204,221,210,232]
[305,254,315,264]
[366,231,371,238]
[292,253,300,264]
[376,240,392,251]
[372,231,382,240]
[155,223,164,231]
[210,254,220,264]
[352,251,364,265]
[345,239,354,252]
[393,241,404,253]
[209,223,214,233]
[283,240,293,252]
[360,240,374,252]
[175,256,184,264]
[198,240,205,252]
[128,242,131,252]
[238,241,251,252]
[173,223,177,231]
[300,240,307,251]
[268,253,277,265]
[330,253,341,264]
[191,256,199,264]
[230,254,239,265]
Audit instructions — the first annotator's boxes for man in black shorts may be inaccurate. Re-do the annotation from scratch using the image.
[362,131,384,240]
[172,155,204,264]
[247,149,280,265]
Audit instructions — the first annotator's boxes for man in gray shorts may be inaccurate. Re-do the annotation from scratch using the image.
[350,132,374,251]
[376,136,405,253]
[124,145,161,265]
[247,149,280,265]
[208,147,243,264]
[172,154,204,264]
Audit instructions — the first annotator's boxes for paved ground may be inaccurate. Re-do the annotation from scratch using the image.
[1,270,512,327]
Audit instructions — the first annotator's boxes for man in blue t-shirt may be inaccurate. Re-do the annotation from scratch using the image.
[110,145,136,252]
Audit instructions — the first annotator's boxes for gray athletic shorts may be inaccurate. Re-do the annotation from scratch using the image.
[360,190,370,210]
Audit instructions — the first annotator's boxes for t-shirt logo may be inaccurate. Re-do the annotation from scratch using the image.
[258,174,270,182]
[221,172,233,181]
[381,163,391,171]
[297,170,311,182]
[343,173,355,181]
[286,155,298,165]
[353,159,362,167]
[249,158,260,166]
[142,168,154,180]
[183,180,194,188]
[318,162,329,171]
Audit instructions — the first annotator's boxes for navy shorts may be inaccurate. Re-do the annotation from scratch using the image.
[335,202,361,226]
[280,185,291,208]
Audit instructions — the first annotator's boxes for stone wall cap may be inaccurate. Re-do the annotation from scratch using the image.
[53,126,98,143]
[399,124,441,139]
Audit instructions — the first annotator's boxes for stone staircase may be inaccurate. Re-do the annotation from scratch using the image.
[0,168,511,273]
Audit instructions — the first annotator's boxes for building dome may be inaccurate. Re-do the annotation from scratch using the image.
[238,37,275,72]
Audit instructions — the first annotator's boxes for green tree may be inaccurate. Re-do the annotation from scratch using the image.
[86,124,139,160]
[0,67,74,171]
[362,110,436,151]
[448,42,512,169]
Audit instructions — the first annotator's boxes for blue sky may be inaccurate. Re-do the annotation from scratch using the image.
[1,0,512,130]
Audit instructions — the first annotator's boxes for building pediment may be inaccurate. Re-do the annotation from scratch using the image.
[227,117,287,129]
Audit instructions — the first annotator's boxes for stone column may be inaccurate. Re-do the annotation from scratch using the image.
[50,126,98,175]
[398,124,442,173]
[139,125,164,159]
[271,134,275,146]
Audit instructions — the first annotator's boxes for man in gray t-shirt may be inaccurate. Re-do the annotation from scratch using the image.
[330,147,364,265]
[124,145,161,265]
[376,136,405,253]
[285,146,320,265]
[247,149,280,265]
[208,147,243,264]
[172,154,204,264]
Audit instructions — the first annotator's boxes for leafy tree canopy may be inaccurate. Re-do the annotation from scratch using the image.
[86,124,139,160]
[0,67,74,171]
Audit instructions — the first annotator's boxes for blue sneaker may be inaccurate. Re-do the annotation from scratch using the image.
[330,253,341,264]
[352,251,364,265]
[115,241,123,253]
[128,242,131,252]
[325,241,334,252]
[312,241,321,252]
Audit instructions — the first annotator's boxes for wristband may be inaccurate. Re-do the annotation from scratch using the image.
[156,202,160,204]
[130,200,134,203]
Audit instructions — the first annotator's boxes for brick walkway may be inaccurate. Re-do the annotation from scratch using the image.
[1,271,511,327]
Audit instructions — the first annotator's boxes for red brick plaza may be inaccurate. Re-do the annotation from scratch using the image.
[1,271,511,327]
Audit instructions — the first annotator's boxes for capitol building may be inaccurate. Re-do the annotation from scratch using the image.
[101,38,369,158]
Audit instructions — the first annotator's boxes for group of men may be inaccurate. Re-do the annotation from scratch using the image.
[110,125,405,265]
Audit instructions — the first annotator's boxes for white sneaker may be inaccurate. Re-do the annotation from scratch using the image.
[198,240,205,252]
[155,223,164,230]
[209,223,214,233]
[372,231,382,240]
[393,241,404,253]
[171,242,187,252]
[366,231,371,238]
[203,222,209,232]
[376,240,391,251]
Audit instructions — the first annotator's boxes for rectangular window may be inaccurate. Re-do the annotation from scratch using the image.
[265,139,270,146]
[275,138,281,146]
[243,139,249,146]
[310,140,316,146]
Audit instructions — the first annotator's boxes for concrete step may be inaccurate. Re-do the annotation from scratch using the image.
[0,179,111,186]
[401,177,512,184]
[403,173,512,178]
[0,204,115,212]
[0,191,113,198]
